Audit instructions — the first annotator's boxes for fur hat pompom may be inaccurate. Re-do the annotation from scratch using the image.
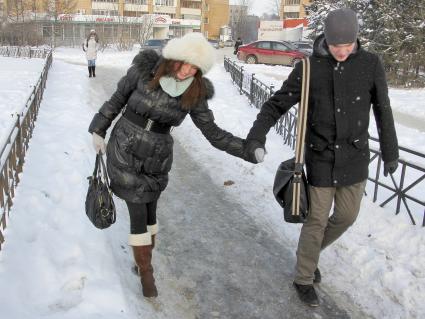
[162,33,216,74]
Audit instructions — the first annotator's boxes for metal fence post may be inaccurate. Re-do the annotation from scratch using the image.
[240,66,244,95]
[249,73,255,104]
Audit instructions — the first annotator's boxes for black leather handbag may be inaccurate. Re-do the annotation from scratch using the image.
[85,154,116,229]
[273,58,310,223]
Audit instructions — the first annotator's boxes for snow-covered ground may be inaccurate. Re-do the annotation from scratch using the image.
[0,56,45,140]
[0,48,424,319]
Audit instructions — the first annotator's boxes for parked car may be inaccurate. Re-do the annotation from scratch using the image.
[291,40,313,56]
[224,40,234,47]
[140,39,168,53]
[208,39,220,49]
[236,40,306,67]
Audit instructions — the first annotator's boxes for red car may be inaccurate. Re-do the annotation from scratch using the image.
[236,40,306,66]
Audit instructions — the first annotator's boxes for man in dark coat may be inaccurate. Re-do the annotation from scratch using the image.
[234,37,243,54]
[244,8,399,306]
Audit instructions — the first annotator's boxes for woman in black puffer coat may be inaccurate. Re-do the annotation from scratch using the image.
[88,33,254,298]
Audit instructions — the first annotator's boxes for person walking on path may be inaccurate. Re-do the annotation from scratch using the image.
[244,8,399,307]
[83,29,100,78]
[234,37,243,55]
[88,33,256,298]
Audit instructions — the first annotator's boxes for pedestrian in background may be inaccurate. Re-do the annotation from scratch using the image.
[244,8,398,307]
[89,33,255,298]
[234,37,243,55]
[83,29,100,78]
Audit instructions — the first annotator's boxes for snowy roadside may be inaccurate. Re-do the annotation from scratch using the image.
[0,49,423,319]
[0,56,45,141]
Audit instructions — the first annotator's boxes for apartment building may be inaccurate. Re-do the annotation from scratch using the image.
[280,0,311,19]
[1,0,229,45]
[71,0,229,39]
[202,0,229,40]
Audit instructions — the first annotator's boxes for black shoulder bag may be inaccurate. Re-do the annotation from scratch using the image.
[85,154,116,229]
[273,58,310,223]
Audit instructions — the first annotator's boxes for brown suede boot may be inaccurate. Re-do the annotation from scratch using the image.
[132,245,158,297]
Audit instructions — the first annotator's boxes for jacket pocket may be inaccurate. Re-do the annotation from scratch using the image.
[107,126,135,170]
[307,133,329,151]
[351,132,369,149]
[131,133,173,175]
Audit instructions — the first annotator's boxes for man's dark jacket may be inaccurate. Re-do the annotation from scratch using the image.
[247,34,399,187]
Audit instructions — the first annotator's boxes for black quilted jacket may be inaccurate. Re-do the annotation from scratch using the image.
[89,49,244,203]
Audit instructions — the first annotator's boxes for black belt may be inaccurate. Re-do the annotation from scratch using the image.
[123,108,171,134]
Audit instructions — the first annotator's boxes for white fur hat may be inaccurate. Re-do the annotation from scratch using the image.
[162,33,216,74]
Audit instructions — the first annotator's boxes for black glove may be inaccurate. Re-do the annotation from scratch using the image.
[383,159,398,177]
[243,139,265,164]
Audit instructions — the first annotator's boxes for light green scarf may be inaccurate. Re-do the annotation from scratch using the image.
[159,76,194,97]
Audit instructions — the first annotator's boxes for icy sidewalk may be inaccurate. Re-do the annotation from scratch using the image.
[0,56,45,140]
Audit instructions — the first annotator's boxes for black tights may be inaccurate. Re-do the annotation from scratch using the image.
[125,200,157,234]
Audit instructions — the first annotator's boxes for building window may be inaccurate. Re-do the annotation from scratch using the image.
[92,9,119,16]
[124,10,148,16]
[183,14,200,20]
[284,12,300,18]
[125,0,147,4]
[284,0,300,5]
[93,0,118,3]
[155,0,174,6]
[181,1,201,9]
[203,17,208,24]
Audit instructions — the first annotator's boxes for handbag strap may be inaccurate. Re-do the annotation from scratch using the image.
[294,58,311,170]
[292,58,310,216]
[92,154,112,191]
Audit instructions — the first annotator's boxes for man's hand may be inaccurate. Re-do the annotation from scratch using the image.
[244,139,266,164]
[92,132,106,154]
[384,159,398,177]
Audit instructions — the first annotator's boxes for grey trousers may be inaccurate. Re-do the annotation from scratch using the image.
[294,180,367,285]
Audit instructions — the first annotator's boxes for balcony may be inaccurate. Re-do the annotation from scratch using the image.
[181,8,201,16]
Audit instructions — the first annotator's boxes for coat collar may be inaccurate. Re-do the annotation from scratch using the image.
[131,49,215,100]
[313,34,362,62]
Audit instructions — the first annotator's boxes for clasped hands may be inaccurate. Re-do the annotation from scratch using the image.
[244,139,266,164]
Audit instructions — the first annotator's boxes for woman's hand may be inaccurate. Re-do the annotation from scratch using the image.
[92,132,106,154]
[243,139,266,163]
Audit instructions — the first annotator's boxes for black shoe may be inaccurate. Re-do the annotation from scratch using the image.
[293,282,320,307]
[314,268,321,283]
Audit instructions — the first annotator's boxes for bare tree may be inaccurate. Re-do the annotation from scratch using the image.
[41,0,76,20]
[138,14,155,45]
[231,0,252,41]
[270,0,281,17]
[6,0,26,22]
[40,0,76,46]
